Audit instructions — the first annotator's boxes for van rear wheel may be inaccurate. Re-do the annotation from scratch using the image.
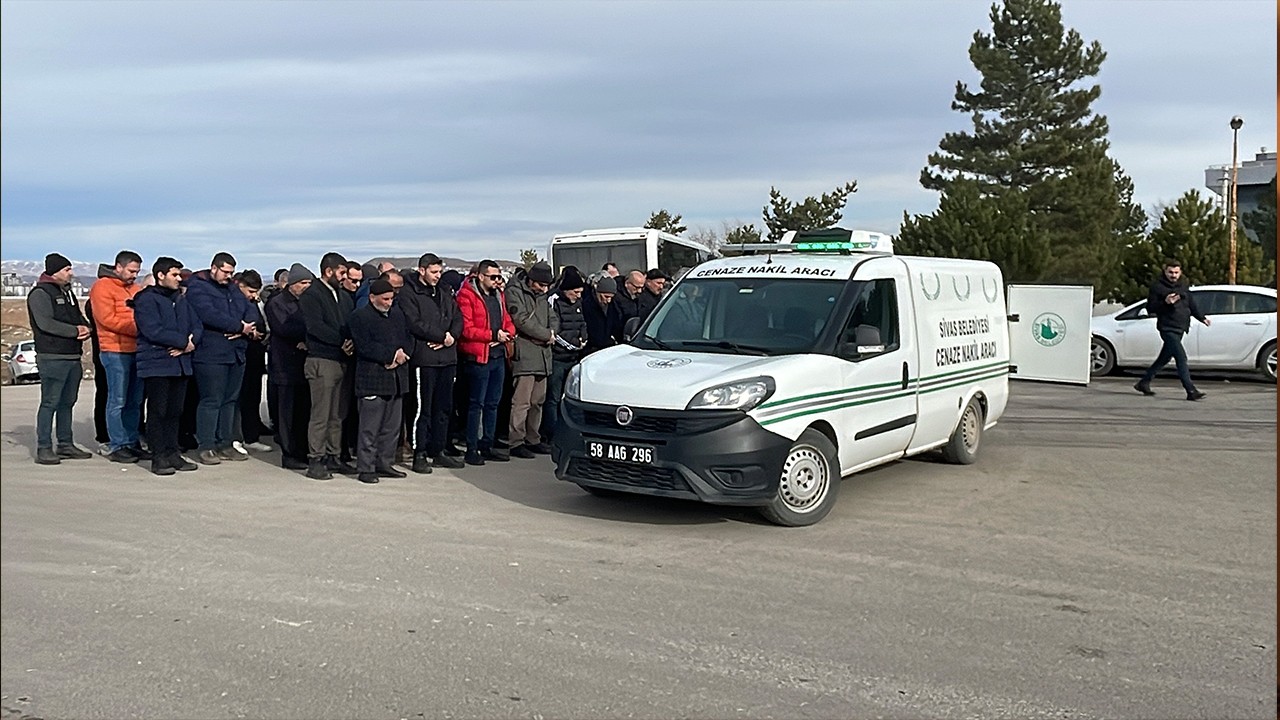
[941,397,983,465]
[760,429,840,527]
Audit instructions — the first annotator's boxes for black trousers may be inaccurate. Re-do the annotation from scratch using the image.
[92,345,109,444]
[273,382,311,462]
[145,376,188,461]
[238,343,268,443]
[412,365,456,456]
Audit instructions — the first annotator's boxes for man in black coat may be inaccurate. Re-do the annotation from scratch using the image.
[1134,260,1211,400]
[298,252,356,480]
[265,263,314,469]
[606,269,646,344]
[348,279,412,484]
[581,276,617,355]
[399,253,466,474]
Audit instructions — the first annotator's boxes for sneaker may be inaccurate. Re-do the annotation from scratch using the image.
[357,472,380,484]
[377,466,407,479]
[527,442,553,455]
[411,454,433,474]
[433,453,465,470]
[465,450,485,466]
[151,461,176,477]
[169,454,198,472]
[306,459,332,480]
[35,448,61,465]
[56,444,93,459]
[108,447,140,463]
[1133,382,1155,396]
[217,446,248,462]
[197,449,222,466]
[230,441,251,456]
[245,441,273,452]
[509,444,535,459]
[1186,390,1207,401]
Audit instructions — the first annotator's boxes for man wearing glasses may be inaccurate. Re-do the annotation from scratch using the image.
[456,260,516,466]
[606,269,646,344]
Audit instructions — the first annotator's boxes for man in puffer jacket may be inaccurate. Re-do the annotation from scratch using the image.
[1134,260,1211,400]
[133,256,202,476]
[399,253,466,474]
[504,261,558,459]
[543,267,587,442]
[89,250,148,463]
[184,252,261,465]
[456,260,516,466]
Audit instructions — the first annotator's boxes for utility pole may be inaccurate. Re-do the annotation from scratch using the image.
[1228,116,1243,284]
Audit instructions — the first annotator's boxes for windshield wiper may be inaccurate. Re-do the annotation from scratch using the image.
[680,340,770,356]
[640,333,672,350]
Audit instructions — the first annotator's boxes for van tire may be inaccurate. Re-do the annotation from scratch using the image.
[760,429,840,527]
[941,397,983,465]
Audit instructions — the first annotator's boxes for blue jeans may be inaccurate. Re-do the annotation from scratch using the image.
[36,358,81,450]
[101,351,144,451]
[465,354,506,451]
[1140,329,1196,392]
[194,362,246,450]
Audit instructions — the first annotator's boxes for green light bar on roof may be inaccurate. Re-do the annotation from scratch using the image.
[794,241,855,251]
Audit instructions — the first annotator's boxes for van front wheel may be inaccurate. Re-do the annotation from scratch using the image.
[941,397,983,465]
[760,429,840,527]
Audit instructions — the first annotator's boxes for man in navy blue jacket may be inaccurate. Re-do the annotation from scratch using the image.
[133,256,203,476]
[185,252,261,465]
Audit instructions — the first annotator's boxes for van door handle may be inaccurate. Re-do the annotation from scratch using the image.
[1244,321,1262,325]
[902,362,909,391]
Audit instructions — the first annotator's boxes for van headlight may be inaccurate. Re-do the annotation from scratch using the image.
[687,377,775,411]
[564,363,582,400]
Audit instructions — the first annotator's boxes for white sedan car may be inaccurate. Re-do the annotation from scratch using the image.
[1090,284,1277,381]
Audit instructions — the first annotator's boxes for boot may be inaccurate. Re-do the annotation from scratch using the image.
[411,453,433,474]
[35,448,61,465]
[433,453,465,470]
[306,459,332,480]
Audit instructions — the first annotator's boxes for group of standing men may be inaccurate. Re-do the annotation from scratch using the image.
[26,249,674,485]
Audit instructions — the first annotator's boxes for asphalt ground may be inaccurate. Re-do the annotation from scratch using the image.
[1,373,1275,719]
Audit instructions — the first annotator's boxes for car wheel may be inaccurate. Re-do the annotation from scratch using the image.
[1259,341,1277,382]
[941,396,983,465]
[1090,337,1116,376]
[760,428,840,527]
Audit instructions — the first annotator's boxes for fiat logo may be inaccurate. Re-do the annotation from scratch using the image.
[615,406,634,426]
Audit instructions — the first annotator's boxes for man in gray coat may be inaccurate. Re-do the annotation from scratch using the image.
[505,261,557,459]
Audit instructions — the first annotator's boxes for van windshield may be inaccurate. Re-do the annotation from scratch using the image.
[635,277,843,355]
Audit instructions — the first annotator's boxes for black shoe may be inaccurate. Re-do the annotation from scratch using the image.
[481,448,510,462]
[306,459,332,480]
[35,448,61,465]
[509,444,535,459]
[465,450,485,466]
[131,446,153,461]
[1186,390,1207,401]
[411,454,433,474]
[377,466,407,479]
[494,438,510,450]
[326,455,357,474]
[443,443,464,457]
[527,442,553,455]
[281,456,308,470]
[151,461,176,477]
[57,444,93,459]
[433,453,465,469]
[1133,382,1155,396]
[357,472,380,484]
[217,446,248,462]
[197,449,222,466]
[169,454,198,472]
[108,448,139,463]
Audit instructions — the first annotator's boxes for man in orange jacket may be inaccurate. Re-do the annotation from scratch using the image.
[89,250,148,463]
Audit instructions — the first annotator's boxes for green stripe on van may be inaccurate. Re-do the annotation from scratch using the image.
[759,361,1008,410]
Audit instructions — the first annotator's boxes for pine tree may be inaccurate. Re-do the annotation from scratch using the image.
[644,209,687,236]
[1147,190,1273,286]
[519,248,541,268]
[761,181,857,241]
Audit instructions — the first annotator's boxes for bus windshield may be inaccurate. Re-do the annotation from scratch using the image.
[635,277,844,355]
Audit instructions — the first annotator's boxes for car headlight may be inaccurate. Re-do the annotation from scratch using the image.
[564,363,582,400]
[687,376,775,411]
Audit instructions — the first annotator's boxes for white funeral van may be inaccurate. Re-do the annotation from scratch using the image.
[551,242,1010,526]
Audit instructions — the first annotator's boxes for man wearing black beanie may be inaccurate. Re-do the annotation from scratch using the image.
[28,252,93,464]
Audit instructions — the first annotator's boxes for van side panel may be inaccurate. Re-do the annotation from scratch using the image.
[905,259,1009,453]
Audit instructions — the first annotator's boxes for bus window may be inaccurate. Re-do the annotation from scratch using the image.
[656,239,703,278]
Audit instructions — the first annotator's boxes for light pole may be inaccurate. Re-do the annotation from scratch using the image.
[1228,115,1243,284]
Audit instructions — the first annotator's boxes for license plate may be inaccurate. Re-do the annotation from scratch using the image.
[587,440,654,465]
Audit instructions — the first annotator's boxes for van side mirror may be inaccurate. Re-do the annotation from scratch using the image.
[623,317,642,342]
[838,324,885,360]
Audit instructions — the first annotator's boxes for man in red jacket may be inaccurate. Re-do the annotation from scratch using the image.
[456,260,515,466]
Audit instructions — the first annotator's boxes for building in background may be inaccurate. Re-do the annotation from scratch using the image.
[1205,148,1277,242]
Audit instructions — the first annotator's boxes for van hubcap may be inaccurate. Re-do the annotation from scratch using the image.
[779,445,828,512]
[961,407,981,452]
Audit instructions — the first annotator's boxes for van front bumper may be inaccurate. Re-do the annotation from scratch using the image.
[552,399,792,506]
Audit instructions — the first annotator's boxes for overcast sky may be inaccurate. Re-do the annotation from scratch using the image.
[2,0,1275,273]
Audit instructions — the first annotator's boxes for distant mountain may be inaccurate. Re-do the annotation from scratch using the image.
[365,256,520,273]
[2,259,98,282]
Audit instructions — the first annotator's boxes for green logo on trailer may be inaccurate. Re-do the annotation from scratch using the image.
[1032,313,1066,347]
